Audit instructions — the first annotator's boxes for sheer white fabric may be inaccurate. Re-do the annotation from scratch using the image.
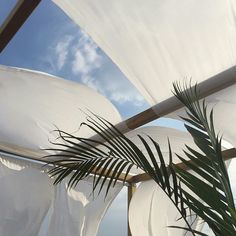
[0,158,53,236]
[129,179,197,236]
[53,0,236,105]
[129,181,185,236]
[125,126,196,174]
[0,157,122,236]
[46,177,122,236]
[0,65,121,150]
[126,126,194,164]
[0,65,123,236]
[127,126,205,235]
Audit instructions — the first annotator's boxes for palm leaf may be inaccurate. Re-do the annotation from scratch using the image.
[46,82,236,235]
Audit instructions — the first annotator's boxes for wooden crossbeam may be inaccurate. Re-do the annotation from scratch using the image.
[130,147,236,183]
[0,142,135,183]
[0,0,41,52]
[81,66,236,143]
[1,143,236,184]
[128,184,136,236]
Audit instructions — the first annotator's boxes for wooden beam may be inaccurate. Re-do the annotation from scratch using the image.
[127,184,136,236]
[0,142,135,183]
[1,143,236,185]
[0,0,41,52]
[130,147,236,183]
[82,65,236,143]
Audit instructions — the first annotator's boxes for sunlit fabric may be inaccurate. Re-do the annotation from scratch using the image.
[125,126,196,174]
[128,125,232,235]
[127,126,200,235]
[0,157,122,236]
[53,0,236,104]
[0,65,121,150]
[129,179,196,236]
[0,158,53,236]
[46,177,122,236]
[0,65,123,236]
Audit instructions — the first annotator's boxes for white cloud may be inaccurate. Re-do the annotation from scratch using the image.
[72,49,88,74]
[71,31,102,76]
[55,35,73,70]
[101,75,145,106]
[47,30,145,107]
[70,31,145,106]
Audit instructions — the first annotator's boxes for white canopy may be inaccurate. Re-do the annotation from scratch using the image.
[127,126,198,236]
[0,65,121,150]
[53,0,236,104]
[0,65,123,236]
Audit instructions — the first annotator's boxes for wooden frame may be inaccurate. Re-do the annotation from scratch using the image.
[0,0,41,52]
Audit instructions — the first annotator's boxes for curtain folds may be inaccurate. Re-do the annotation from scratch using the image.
[53,0,236,105]
[0,157,122,236]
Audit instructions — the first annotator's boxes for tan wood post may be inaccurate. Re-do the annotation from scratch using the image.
[128,184,136,236]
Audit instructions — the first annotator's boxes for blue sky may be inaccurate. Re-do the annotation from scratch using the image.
[1,1,235,236]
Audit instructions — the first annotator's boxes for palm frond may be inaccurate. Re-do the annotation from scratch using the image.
[46,112,197,234]
[172,82,236,235]
[46,82,236,235]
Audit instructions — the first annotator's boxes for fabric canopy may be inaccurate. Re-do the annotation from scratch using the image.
[0,65,121,150]
[125,126,195,174]
[53,0,236,105]
[0,65,123,236]
[127,126,199,235]
[0,157,122,236]
[128,126,233,235]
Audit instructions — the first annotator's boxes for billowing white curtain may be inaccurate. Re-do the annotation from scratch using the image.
[127,126,234,235]
[0,65,121,150]
[125,126,195,174]
[46,177,122,236]
[0,156,122,236]
[0,66,123,236]
[0,157,53,236]
[129,180,190,236]
[53,0,236,105]
[127,126,200,235]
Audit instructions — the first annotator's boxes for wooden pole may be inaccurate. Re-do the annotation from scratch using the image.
[82,66,236,143]
[129,147,236,183]
[0,142,135,183]
[0,0,42,52]
[127,183,136,236]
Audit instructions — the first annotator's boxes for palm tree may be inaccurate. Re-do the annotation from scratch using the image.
[46,83,236,235]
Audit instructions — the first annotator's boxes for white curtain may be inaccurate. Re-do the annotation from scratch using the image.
[127,126,200,235]
[0,65,121,150]
[46,177,122,236]
[125,126,195,174]
[0,65,123,236]
[0,156,122,236]
[129,180,190,236]
[127,125,234,235]
[0,157,53,236]
[53,0,236,105]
